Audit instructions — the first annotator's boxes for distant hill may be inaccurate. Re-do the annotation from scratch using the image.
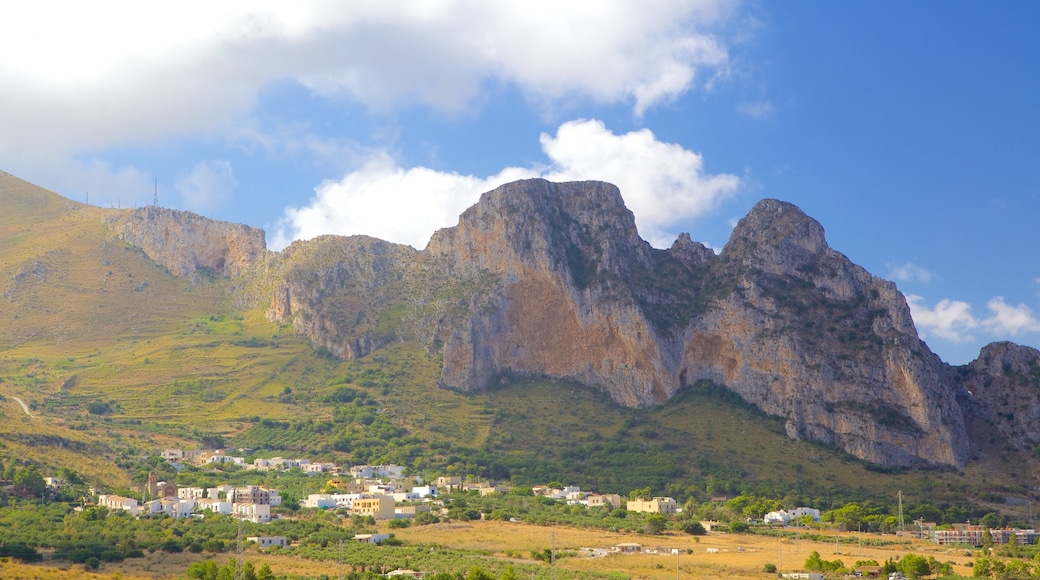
[1,170,1037,510]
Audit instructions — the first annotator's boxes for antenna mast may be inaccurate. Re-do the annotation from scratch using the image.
[153,177,159,207]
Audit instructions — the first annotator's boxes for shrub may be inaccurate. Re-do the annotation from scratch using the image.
[764,563,777,573]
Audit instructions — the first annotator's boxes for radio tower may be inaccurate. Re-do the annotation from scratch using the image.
[153,177,159,207]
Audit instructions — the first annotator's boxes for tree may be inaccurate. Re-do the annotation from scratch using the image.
[644,514,667,535]
[680,521,706,535]
[729,520,750,533]
[256,563,275,580]
[629,487,652,501]
[13,464,46,497]
[499,565,518,580]
[897,554,929,579]
[980,512,1000,529]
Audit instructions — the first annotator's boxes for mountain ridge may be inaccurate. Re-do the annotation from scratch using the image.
[4,171,1038,474]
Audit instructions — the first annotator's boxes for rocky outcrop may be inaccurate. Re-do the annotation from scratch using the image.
[115,179,1033,469]
[423,187,969,466]
[957,342,1040,449]
[108,206,266,282]
[262,235,423,359]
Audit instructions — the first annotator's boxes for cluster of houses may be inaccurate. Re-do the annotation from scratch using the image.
[97,475,281,523]
[928,524,1038,547]
[763,507,822,525]
[160,448,337,474]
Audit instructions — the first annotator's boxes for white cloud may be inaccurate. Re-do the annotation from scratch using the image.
[273,119,740,250]
[541,119,740,247]
[737,100,774,119]
[905,295,977,343]
[174,160,238,213]
[982,297,1040,336]
[0,1,736,161]
[887,262,933,284]
[271,153,535,250]
[906,294,1040,344]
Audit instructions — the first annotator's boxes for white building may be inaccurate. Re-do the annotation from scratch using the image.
[178,487,206,500]
[195,498,232,515]
[98,495,139,516]
[411,485,437,498]
[248,536,287,549]
[303,494,338,509]
[234,502,271,524]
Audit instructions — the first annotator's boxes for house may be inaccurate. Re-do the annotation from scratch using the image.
[197,450,226,465]
[98,495,139,516]
[161,449,184,461]
[855,566,883,578]
[353,496,395,520]
[234,502,272,524]
[330,493,363,509]
[373,465,405,479]
[627,497,677,515]
[235,485,278,505]
[178,487,206,500]
[44,477,66,489]
[248,536,287,549]
[305,462,337,474]
[395,504,432,518]
[195,498,232,515]
[148,498,195,518]
[350,465,374,479]
[789,507,822,522]
[613,543,642,553]
[387,570,424,579]
[435,476,462,491]
[584,494,622,509]
[354,533,390,544]
[391,491,421,503]
[764,510,789,525]
[303,494,338,509]
[411,485,437,498]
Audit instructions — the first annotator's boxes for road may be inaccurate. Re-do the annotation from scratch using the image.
[8,394,33,418]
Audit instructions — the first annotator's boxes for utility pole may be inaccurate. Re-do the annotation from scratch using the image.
[550,531,556,580]
[897,491,905,532]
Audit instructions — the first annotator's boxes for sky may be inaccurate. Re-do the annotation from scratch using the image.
[1,1,1038,365]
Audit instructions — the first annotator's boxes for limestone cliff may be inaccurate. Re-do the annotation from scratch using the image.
[956,342,1040,449]
[108,206,266,283]
[423,184,969,467]
[107,179,1037,469]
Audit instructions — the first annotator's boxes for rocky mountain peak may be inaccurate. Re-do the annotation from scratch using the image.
[723,198,828,275]
[427,179,650,287]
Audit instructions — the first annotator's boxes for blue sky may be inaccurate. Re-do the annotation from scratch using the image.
[1,1,1038,365]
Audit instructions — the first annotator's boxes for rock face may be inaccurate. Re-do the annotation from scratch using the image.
[957,342,1040,449]
[424,184,969,467]
[109,179,1039,469]
[109,206,266,282]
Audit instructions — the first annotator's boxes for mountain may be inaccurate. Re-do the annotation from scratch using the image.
[2,171,1039,489]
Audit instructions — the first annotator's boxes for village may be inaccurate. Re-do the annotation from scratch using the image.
[79,447,1040,556]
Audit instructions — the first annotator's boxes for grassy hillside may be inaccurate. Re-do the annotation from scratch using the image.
[0,171,1035,517]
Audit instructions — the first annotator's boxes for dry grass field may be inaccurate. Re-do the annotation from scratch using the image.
[393,520,978,580]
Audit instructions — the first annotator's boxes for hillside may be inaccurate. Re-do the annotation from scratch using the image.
[0,170,1037,512]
